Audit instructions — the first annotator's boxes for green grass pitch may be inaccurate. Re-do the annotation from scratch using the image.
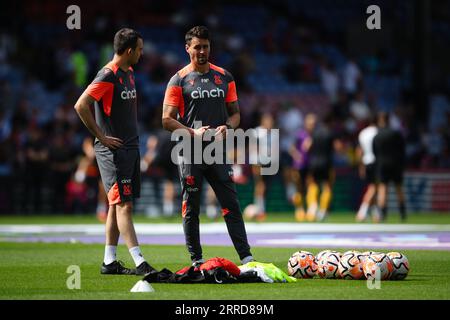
[0,242,449,300]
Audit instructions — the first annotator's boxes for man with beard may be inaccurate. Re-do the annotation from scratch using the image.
[162,26,254,267]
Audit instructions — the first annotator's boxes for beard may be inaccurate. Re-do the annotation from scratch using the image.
[133,55,141,65]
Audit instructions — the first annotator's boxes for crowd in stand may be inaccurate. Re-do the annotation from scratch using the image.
[0,0,449,214]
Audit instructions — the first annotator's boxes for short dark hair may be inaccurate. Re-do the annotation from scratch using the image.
[185,26,210,45]
[114,28,142,55]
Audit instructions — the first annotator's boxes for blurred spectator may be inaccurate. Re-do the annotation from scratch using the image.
[141,131,178,217]
[342,57,362,99]
[439,140,450,168]
[331,90,350,123]
[319,59,339,103]
[373,112,407,222]
[349,91,372,128]
[421,127,445,168]
[250,112,276,217]
[304,115,337,222]
[404,127,424,168]
[228,50,255,93]
[278,103,303,203]
[0,117,13,213]
[74,136,108,221]
[98,41,114,69]
[290,113,316,221]
[70,49,89,88]
[262,19,278,54]
[283,55,302,83]
[65,172,89,213]
[23,126,48,213]
[48,133,77,213]
[355,116,378,222]
[11,99,31,131]
[0,1,448,216]
[442,111,450,168]
[0,109,12,141]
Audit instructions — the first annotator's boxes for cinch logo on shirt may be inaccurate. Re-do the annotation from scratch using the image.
[121,88,137,100]
[191,87,225,100]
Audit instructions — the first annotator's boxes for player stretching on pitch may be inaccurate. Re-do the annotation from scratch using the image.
[162,26,254,267]
[74,28,157,275]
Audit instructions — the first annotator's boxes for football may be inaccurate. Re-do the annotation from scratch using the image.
[387,252,410,280]
[317,251,341,279]
[316,250,331,261]
[287,251,318,279]
[361,251,382,262]
[342,250,360,256]
[338,251,365,280]
[363,253,394,280]
[362,250,382,256]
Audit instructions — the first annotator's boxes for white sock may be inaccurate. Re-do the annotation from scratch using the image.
[163,201,174,216]
[357,203,369,218]
[316,209,327,221]
[104,245,117,265]
[129,246,146,267]
[206,205,218,219]
[241,255,254,264]
[286,183,296,200]
[97,202,107,214]
[371,206,381,219]
[255,196,265,213]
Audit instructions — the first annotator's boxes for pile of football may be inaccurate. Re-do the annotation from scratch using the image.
[287,250,409,280]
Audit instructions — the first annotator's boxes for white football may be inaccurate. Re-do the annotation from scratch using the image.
[316,250,331,261]
[317,251,341,279]
[338,251,364,280]
[287,251,318,279]
[363,253,394,280]
[361,251,382,263]
[387,252,410,280]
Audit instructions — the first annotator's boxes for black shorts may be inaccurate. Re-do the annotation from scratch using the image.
[377,164,403,185]
[95,146,141,205]
[365,163,376,184]
[280,150,293,168]
[297,167,308,192]
[309,165,332,183]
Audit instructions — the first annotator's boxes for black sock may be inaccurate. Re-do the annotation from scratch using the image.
[381,207,387,220]
[399,203,406,220]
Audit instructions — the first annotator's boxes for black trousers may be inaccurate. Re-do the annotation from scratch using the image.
[178,162,252,262]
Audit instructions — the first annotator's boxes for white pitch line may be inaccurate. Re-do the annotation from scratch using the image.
[0,223,450,236]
